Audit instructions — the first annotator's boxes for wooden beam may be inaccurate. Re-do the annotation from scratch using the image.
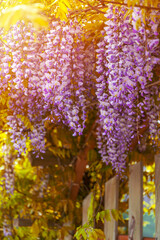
[104,176,119,240]
[13,217,33,227]
[129,161,143,240]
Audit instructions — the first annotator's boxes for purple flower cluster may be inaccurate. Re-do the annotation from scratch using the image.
[0,9,159,173]
[42,21,87,136]
[0,22,96,237]
[96,5,160,172]
[0,22,46,154]
[133,9,160,140]
[0,20,95,154]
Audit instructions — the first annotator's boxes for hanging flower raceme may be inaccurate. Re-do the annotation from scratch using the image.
[0,20,95,154]
[42,21,89,136]
[95,33,110,164]
[0,22,46,154]
[96,4,160,172]
[132,8,160,141]
[0,7,159,173]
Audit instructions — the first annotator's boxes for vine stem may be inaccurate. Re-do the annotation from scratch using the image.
[145,80,160,88]
[69,0,160,16]
[102,0,160,10]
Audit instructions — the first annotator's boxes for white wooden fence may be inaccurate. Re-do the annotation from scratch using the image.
[82,155,160,240]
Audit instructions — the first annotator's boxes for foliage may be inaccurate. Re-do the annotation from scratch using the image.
[0,0,159,170]
[74,206,123,240]
[0,152,78,239]
[0,0,159,238]
[75,223,105,240]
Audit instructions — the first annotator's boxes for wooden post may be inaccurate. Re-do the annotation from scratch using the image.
[129,161,143,240]
[82,192,93,225]
[104,176,119,240]
[155,154,160,240]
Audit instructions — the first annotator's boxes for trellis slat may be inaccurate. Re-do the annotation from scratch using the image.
[129,161,143,240]
[104,176,119,240]
[82,192,93,225]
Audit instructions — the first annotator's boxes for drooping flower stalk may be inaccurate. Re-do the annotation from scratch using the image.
[0,20,95,154]
[0,10,159,173]
[96,5,160,172]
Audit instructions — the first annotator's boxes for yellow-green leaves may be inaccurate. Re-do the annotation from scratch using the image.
[75,223,105,240]
[56,1,70,20]
[96,209,111,223]
[75,208,123,240]
[31,219,40,238]
[111,209,120,221]
[87,193,94,222]
[48,0,71,20]
[95,209,123,224]
[0,3,49,30]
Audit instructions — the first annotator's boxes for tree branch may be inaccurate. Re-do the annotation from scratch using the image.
[70,119,97,200]
[145,80,160,88]
[102,0,160,10]
[69,0,160,17]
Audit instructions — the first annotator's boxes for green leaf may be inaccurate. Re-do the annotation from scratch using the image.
[31,220,40,238]
[96,212,100,223]
[111,209,119,221]
[59,2,68,14]
[94,229,105,239]
[62,0,71,8]
[81,229,87,239]
[89,230,98,239]
[104,210,111,222]
[87,193,94,221]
